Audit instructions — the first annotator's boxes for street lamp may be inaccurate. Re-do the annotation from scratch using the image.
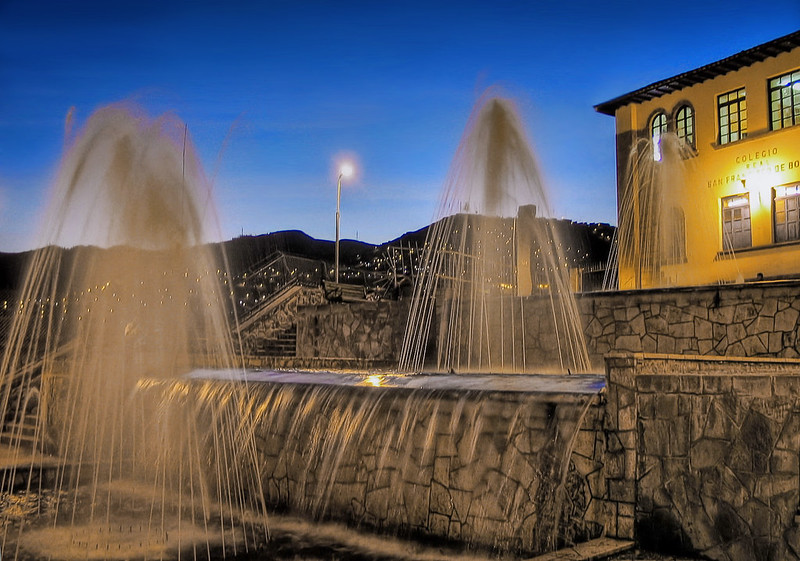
[335,162,354,283]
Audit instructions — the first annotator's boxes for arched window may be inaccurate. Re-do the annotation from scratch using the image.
[676,105,695,148]
[651,112,667,161]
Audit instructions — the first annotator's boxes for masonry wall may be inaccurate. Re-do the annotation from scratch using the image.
[605,353,800,561]
[248,381,607,555]
[294,280,800,373]
[580,281,800,370]
[296,300,410,366]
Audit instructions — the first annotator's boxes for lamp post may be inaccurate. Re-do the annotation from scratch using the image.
[335,162,354,283]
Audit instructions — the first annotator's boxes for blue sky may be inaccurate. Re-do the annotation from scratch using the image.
[1,1,798,252]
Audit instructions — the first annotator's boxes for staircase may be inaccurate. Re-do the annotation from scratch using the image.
[0,410,63,491]
[0,414,41,451]
[236,283,302,333]
[0,384,44,453]
[250,326,297,357]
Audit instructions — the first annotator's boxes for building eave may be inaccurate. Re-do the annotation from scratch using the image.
[594,30,800,117]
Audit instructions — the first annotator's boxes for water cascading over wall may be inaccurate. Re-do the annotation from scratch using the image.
[400,94,589,373]
[0,104,266,558]
[175,371,606,556]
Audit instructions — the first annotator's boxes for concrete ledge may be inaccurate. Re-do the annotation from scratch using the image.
[241,355,397,370]
[524,537,635,561]
[606,351,800,374]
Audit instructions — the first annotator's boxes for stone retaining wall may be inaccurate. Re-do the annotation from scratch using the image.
[605,353,800,561]
[247,380,608,555]
[296,300,410,363]
[293,280,800,372]
[581,281,800,370]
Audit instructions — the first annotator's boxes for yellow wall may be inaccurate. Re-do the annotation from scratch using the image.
[615,47,800,288]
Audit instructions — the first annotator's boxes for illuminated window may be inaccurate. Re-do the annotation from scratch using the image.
[769,69,800,130]
[651,112,667,161]
[676,105,695,148]
[722,194,751,251]
[774,183,800,243]
[718,88,747,145]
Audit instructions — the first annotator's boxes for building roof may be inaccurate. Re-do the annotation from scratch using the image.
[594,30,800,116]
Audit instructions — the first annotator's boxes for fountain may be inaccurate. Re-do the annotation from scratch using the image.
[210,94,605,555]
[604,132,704,290]
[0,95,609,560]
[0,103,267,559]
[183,369,606,554]
[399,94,590,374]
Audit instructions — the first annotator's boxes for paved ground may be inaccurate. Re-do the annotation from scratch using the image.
[605,550,704,561]
[527,538,703,561]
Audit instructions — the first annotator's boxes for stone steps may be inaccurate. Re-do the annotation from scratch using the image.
[0,442,69,491]
[253,326,297,357]
[0,419,40,450]
[237,283,302,332]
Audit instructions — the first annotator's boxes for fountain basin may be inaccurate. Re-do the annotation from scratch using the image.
[179,369,608,556]
[188,368,606,393]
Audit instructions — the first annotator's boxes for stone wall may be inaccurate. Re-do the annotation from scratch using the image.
[296,300,410,366]
[293,280,800,372]
[247,380,608,555]
[580,281,800,370]
[605,353,800,561]
[570,391,614,544]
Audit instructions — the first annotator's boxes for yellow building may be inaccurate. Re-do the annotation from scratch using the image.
[597,31,800,289]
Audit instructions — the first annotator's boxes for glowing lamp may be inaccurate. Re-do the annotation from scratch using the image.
[339,162,354,179]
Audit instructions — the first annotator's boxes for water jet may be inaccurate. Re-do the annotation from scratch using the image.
[0,103,267,559]
[1,94,609,560]
[400,94,589,374]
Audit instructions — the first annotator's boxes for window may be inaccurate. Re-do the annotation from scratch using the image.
[722,194,751,251]
[718,88,747,145]
[769,69,800,130]
[774,183,800,243]
[676,105,695,148]
[651,112,667,161]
